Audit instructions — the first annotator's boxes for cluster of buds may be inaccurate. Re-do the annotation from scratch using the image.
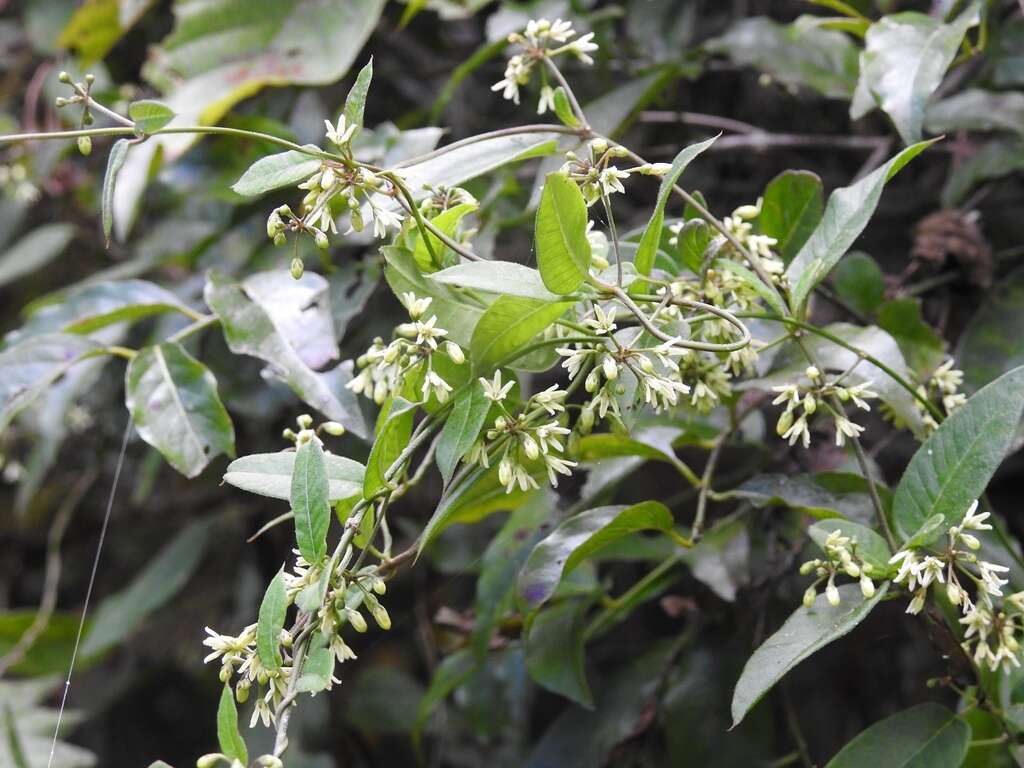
[347,293,464,405]
[54,71,99,155]
[889,501,1020,672]
[800,529,877,607]
[281,413,346,445]
[558,138,669,206]
[771,366,878,448]
[467,371,576,492]
[722,198,786,282]
[919,358,968,431]
[492,18,599,108]
[419,184,477,218]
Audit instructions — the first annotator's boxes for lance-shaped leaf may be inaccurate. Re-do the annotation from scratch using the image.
[824,703,969,768]
[125,342,235,478]
[858,4,980,145]
[470,295,572,372]
[893,365,1024,542]
[430,261,559,302]
[364,398,417,498]
[291,438,331,564]
[526,598,594,708]
[0,333,103,431]
[224,451,364,501]
[731,583,887,726]
[257,571,288,670]
[343,58,374,135]
[7,279,194,344]
[756,170,823,264]
[785,140,935,313]
[103,139,130,246]
[436,382,490,485]
[535,172,592,293]
[518,502,676,609]
[231,148,323,196]
[635,135,717,276]
[217,684,248,765]
[204,271,367,438]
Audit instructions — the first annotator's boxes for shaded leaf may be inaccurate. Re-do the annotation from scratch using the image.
[436,381,490,485]
[363,397,416,498]
[125,342,235,478]
[726,472,882,523]
[824,703,969,768]
[925,88,1024,138]
[231,149,322,196]
[430,261,559,301]
[832,252,886,318]
[877,298,945,375]
[731,583,888,726]
[526,598,593,708]
[295,642,335,693]
[756,170,823,264]
[518,502,676,609]
[257,571,287,670]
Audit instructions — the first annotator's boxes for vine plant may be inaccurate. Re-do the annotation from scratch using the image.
[3,7,1024,768]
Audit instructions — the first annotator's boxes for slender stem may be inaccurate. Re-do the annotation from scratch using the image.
[600,193,624,287]
[584,553,682,640]
[851,433,897,550]
[387,174,444,267]
[541,58,588,129]
[168,314,219,344]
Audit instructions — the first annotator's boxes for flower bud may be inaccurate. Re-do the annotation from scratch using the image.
[639,356,654,374]
[802,586,817,608]
[322,167,336,188]
[805,366,821,382]
[58,71,72,83]
[274,232,287,247]
[77,136,92,156]
[297,414,314,429]
[235,681,250,703]
[734,204,760,220]
[578,407,595,435]
[602,355,618,381]
[802,393,816,415]
[825,578,840,606]
[860,575,875,598]
[589,138,608,155]
[775,409,794,437]
[373,578,387,595]
[591,253,609,270]
[445,341,465,364]
[315,230,330,250]
[197,755,226,768]
[585,368,600,393]
[321,421,346,436]
[372,604,391,630]
[290,257,304,280]
[55,96,69,108]
[522,435,540,460]
[947,580,963,606]
[256,758,284,768]
[799,560,818,576]
[843,560,860,579]
[219,665,232,683]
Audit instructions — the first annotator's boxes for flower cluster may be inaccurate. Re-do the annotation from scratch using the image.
[558,138,670,206]
[492,18,598,109]
[467,371,577,493]
[890,501,1021,672]
[721,198,786,282]
[800,529,878,607]
[771,366,878,448]
[347,293,465,405]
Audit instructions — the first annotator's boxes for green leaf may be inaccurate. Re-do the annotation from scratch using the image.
[291,438,331,563]
[296,642,335,693]
[925,88,1024,138]
[231,148,323,196]
[957,265,1024,391]
[343,57,373,135]
[535,172,592,294]
[363,397,416,498]
[552,86,581,128]
[756,170,823,264]
[518,502,677,609]
[436,382,490,485]
[81,519,212,658]
[125,342,235,478]
[430,261,560,301]
[8,279,193,343]
[204,271,367,438]
[635,136,717,276]
[731,583,888,726]
[893,366,1024,541]
[224,451,364,501]
[257,571,287,670]
[470,295,572,372]
[726,473,884,522]
[675,219,712,274]
[785,141,935,313]
[824,703,969,768]
[706,16,860,99]
[58,0,156,63]
[858,4,980,144]
[526,598,594,708]
[412,201,478,272]
[808,520,892,575]
[876,298,945,376]
[0,224,74,289]
[0,333,103,431]
[832,252,886,318]
[0,611,85,676]
[216,683,248,765]
[128,99,175,134]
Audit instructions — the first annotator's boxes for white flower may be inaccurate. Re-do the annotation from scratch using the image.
[584,305,617,335]
[912,556,945,588]
[414,315,448,349]
[844,381,879,411]
[369,205,403,239]
[781,414,810,448]
[535,422,570,454]
[598,167,630,196]
[906,588,927,615]
[771,384,801,410]
[890,549,920,590]
[544,454,577,486]
[961,500,992,532]
[833,414,865,447]
[480,370,515,402]
[491,54,532,104]
[325,115,357,148]
[565,32,598,64]
[422,368,453,403]
[557,345,592,379]
[979,561,1010,597]
[401,292,432,320]
[532,385,567,414]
